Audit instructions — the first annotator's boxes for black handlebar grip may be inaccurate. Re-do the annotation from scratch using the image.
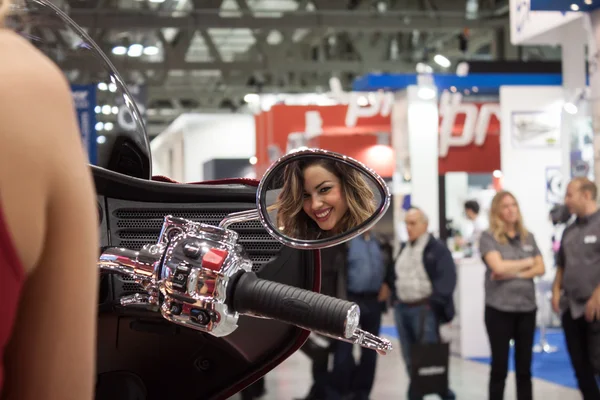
[229,272,359,338]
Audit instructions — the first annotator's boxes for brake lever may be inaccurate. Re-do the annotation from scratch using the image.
[98,244,165,300]
[338,328,393,355]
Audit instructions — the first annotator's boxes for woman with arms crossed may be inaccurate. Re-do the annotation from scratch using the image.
[0,1,99,399]
[478,191,545,400]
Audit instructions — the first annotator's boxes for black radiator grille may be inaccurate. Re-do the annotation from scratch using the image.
[111,208,283,274]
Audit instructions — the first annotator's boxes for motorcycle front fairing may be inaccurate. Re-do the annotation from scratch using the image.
[10,1,321,397]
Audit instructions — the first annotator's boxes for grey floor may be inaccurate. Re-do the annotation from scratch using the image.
[230,312,581,400]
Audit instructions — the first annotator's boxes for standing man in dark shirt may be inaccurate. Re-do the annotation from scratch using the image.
[392,207,457,400]
[328,230,393,400]
[552,177,600,399]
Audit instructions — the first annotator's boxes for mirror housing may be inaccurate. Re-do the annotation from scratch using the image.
[256,149,391,250]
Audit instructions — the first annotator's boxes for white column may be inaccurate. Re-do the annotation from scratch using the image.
[406,85,440,235]
[560,26,587,184]
[391,91,410,246]
[587,10,600,186]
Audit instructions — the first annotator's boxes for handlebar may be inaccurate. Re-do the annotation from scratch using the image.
[97,215,393,355]
[228,271,359,339]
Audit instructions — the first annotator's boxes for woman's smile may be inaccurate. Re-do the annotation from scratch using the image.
[314,207,333,221]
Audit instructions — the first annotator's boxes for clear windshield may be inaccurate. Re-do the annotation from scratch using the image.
[7,0,152,179]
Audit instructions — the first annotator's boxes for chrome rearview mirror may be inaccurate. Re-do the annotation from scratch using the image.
[255,149,390,249]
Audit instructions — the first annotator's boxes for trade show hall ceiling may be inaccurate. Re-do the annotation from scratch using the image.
[53,0,560,135]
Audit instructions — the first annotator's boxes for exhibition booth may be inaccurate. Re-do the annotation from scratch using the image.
[508,0,595,184]
[347,71,568,358]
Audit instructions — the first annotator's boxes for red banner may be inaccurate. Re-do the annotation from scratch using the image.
[254,100,501,177]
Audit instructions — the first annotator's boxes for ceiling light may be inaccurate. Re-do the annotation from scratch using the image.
[433,54,451,68]
[95,105,101,113]
[585,0,592,4]
[112,106,119,114]
[417,86,436,100]
[104,122,114,131]
[143,46,159,56]
[249,156,257,165]
[456,61,470,76]
[97,135,107,144]
[127,44,144,57]
[112,46,127,55]
[97,82,108,91]
[564,102,578,114]
[571,3,580,10]
[108,83,117,93]
[95,122,104,131]
[416,62,433,74]
[149,0,165,3]
[244,93,260,103]
[102,105,112,115]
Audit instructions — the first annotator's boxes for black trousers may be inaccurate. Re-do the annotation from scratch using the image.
[299,335,335,399]
[562,310,600,400]
[329,295,383,400]
[484,306,536,400]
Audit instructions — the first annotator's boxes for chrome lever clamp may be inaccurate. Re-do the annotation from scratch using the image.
[156,219,253,337]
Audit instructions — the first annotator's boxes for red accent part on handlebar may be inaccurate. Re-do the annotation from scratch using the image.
[202,248,229,272]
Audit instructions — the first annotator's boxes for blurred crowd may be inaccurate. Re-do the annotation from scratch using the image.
[242,177,600,400]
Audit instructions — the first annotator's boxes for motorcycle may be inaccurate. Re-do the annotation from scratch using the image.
[10,1,393,398]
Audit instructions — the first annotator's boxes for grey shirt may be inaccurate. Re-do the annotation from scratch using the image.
[557,210,600,319]
[479,230,541,313]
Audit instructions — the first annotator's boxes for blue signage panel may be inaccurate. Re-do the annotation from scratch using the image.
[71,84,97,165]
[352,73,565,92]
[530,0,600,12]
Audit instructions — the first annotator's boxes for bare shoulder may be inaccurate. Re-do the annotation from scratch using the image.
[0,29,64,74]
[0,29,84,273]
[0,29,75,138]
[0,28,81,163]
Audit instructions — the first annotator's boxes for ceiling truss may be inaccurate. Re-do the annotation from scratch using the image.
[47,0,524,137]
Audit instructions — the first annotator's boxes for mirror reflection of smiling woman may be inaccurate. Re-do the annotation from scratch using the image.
[478,191,545,400]
[275,158,376,240]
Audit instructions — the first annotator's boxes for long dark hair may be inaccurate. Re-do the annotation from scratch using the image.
[274,158,377,240]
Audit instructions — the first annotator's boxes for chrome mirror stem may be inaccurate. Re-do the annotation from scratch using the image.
[218,209,260,229]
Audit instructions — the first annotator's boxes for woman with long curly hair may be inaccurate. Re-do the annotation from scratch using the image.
[0,1,99,399]
[274,157,377,240]
[478,190,545,400]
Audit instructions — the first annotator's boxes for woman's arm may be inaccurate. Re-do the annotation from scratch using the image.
[479,232,534,276]
[2,32,99,400]
[483,251,535,275]
[492,255,544,280]
[491,234,545,280]
[516,255,545,279]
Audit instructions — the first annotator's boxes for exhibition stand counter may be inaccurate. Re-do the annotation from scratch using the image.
[447,253,490,359]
